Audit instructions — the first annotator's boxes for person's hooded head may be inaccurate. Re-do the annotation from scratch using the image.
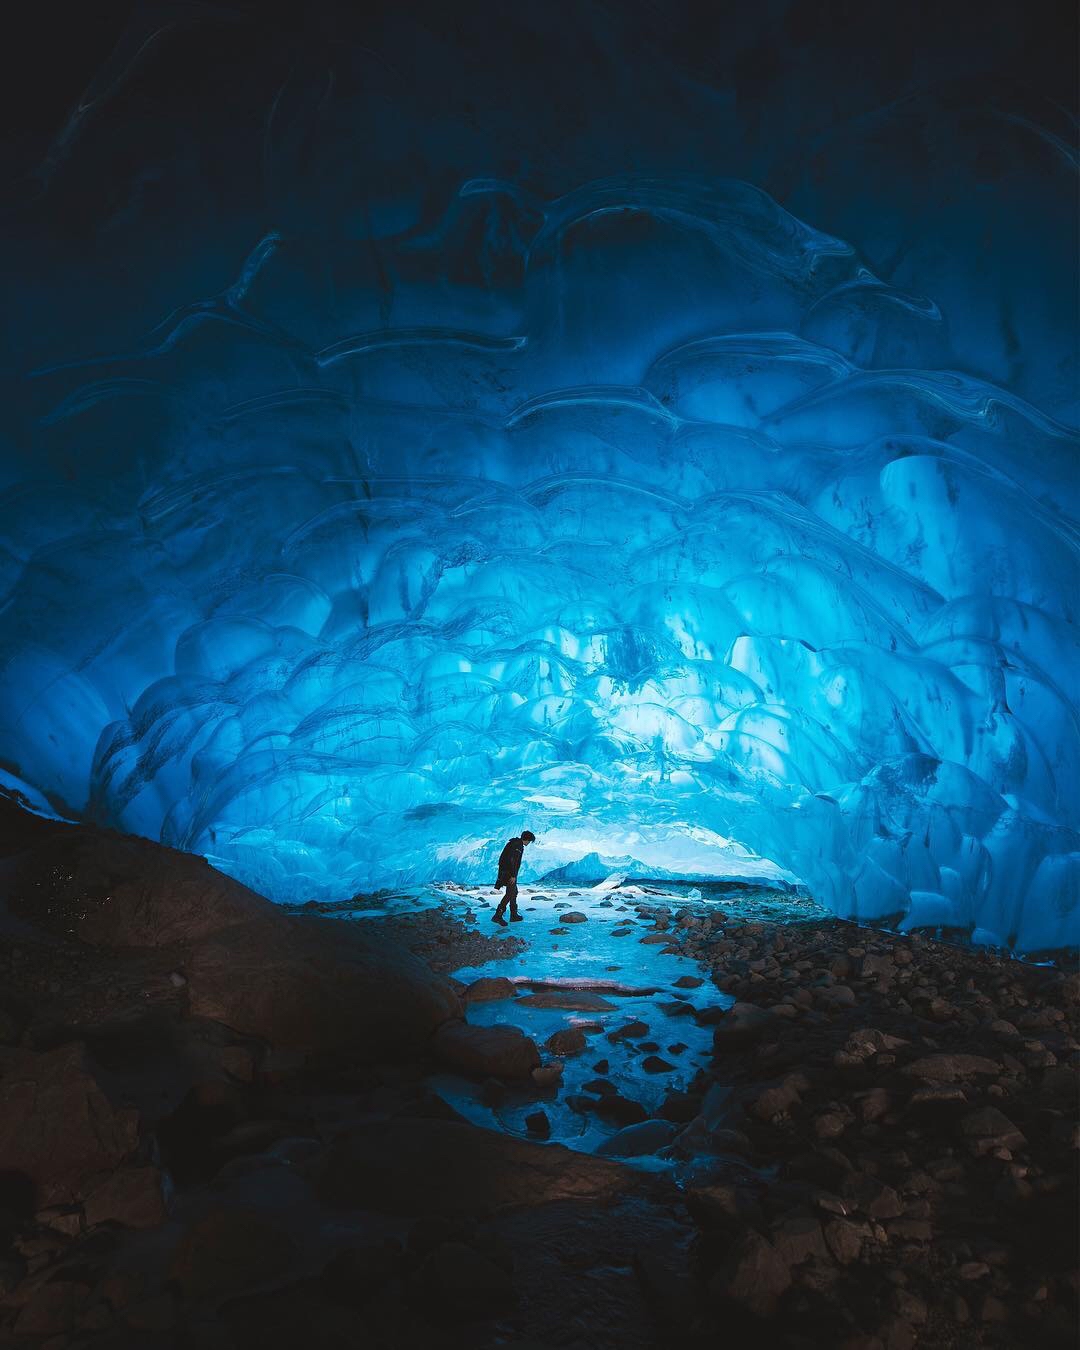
[521,830,535,844]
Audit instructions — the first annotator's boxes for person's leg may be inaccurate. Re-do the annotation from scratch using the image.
[507,881,522,920]
[493,886,508,921]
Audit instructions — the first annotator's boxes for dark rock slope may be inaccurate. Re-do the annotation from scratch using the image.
[0,800,692,1349]
[0,798,1076,1348]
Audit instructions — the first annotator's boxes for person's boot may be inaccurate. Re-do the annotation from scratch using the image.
[509,914,524,922]
[492,913,508,926]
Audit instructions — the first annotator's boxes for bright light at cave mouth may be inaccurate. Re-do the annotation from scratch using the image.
[1,178,1077,956]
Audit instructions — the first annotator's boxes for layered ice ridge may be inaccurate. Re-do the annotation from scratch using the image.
[1,177,1077,951]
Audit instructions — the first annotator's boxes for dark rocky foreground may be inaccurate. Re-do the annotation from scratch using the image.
[0,801,1076,1348]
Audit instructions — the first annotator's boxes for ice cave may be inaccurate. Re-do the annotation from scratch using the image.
[1,10,1079,1347]
[1,173,1076,957]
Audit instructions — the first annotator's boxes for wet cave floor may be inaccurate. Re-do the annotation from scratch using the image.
[352,880,824,1159]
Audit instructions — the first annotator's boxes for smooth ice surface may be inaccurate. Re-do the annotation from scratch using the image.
[1,178,1078,952]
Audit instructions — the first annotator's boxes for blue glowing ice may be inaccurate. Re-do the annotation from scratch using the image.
[1,178,1077,953]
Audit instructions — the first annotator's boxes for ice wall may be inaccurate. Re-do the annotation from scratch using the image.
[1,177,1077,952]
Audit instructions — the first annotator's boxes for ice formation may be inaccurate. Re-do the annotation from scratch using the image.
[1,178,1077,952]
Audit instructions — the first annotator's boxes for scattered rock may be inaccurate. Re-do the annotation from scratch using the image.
[561,912,588,923]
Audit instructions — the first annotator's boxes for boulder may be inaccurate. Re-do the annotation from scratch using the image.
[418,1240,515,1314]
[14,1282,91,1337]
[711,1231,791,1316]
[770,1216,830,1266]
[607,1019,649,1042]
[0,1043,139,1204]
[747,1072,808,1121]
[712,1002,775,1048]
[464,977,517,1003]
[187,921,461,1060]
[313,1118,629,1216]
[12,815,461,1066]
[168,1206,298,1299]
[515,991,615,1011]
[561,912,588,923]
[432,1021,541,1080]
[525,1110,550,1139]
[11,824,282,950]
[860,954,897,981]
[845,1028,908,1058]
[817,984,857,1009]
[322,1236,404,1303]
[840,1172,904,1219]
[658,1090,701,1123]
[83,1166,170,1229]
[959,1107,1026,1154]
[824,1218,868,1265]
[901,1054,1001,1082]
[545,1027,587,1056]
[596,1119,676,1157]
[591,1093,649,1126]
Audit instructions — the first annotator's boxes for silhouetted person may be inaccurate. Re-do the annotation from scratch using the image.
[492,830,535,925]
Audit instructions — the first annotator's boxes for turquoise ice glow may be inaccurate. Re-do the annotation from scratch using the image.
[1,179,1077,952]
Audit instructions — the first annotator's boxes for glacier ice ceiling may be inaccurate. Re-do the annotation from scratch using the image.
[0,2,1077,953]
